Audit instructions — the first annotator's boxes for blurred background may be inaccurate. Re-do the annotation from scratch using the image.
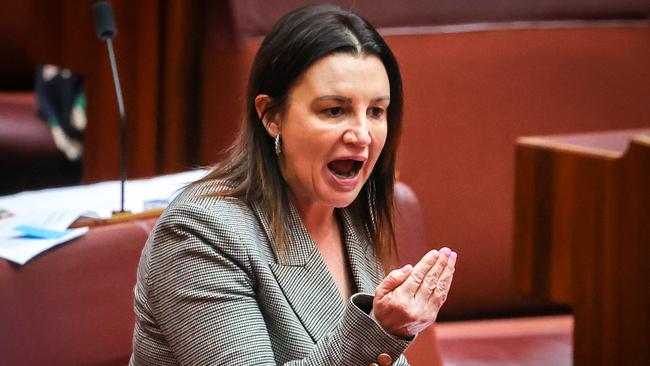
[2,0,649,318]
[1,1,649,365]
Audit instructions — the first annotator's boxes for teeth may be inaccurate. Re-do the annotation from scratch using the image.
[329,160,361,179]
[333,170,355,179]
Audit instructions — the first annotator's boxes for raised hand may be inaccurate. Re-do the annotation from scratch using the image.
[371,247,457,338]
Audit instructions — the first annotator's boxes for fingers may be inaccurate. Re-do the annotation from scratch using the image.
[416,247,451,301]
[430,250,457,306]
[401,249,440,296]
[375,264,413,299]
[372,247,458,339]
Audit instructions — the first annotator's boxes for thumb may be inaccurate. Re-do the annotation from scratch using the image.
[375,264,412,299]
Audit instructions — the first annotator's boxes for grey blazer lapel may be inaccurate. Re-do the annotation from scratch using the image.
[338,209,385,295]
[251,200,345,342]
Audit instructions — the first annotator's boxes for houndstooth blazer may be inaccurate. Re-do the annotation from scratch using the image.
[129,179,411,365]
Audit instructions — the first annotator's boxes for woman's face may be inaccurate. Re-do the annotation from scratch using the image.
[277,53,390,210]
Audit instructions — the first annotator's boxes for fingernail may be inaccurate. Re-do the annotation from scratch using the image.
[451,252,457,260]
[402,264,413,273]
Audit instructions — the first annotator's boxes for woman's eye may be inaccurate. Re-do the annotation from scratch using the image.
[369,107,384,118]
[325,107,344,117]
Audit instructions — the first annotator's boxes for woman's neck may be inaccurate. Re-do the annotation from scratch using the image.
[290,195,336,242]
[289,192,353,301]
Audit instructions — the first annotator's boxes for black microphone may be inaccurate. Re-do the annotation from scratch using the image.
[92,2,117,39]
[92,1,129,214]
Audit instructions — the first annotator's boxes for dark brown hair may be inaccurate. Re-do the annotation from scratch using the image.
[199,4,403,267]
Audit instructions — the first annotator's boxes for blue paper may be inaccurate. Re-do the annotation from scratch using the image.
[13,225,68,239]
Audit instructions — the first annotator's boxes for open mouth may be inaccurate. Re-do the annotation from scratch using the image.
[327,159,364,179]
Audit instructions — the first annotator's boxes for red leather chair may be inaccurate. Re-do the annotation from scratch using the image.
[0,219,156,366]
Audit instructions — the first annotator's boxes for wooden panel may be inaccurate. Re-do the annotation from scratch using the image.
[25,0,203,182]
[0,2,36,89]
[606,134,650,365]
[514,129,650,366]
[158,0,204,173]
[36,0,163,182]
[198,0,253,165]
[392,26,650,317]
[231,0,650,37]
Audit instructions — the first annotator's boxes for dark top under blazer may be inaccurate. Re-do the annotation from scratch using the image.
[129,179,411,365]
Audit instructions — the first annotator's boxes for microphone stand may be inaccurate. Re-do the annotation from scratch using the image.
[92,1,129,215]
[106,38,128,214]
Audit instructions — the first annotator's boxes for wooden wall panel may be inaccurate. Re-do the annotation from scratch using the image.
[513,130,650,365]
[158,0,204,173]
[24,0,202,182]
[391,26,650,317]
[198,1,252,166]
[28,0,163,182]
[0,2,36,89]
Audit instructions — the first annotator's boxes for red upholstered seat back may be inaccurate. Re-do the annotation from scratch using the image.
[394,181,444,366]
[0,219,155,366]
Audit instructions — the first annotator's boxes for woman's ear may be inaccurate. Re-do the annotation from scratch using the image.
[255,94,280,137]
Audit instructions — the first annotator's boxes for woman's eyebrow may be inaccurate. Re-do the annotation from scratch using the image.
[371,96,390,103]
[313,95,352,104]
[313,95,390,103]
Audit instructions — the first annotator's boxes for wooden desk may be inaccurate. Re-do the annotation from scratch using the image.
[514,128,650,366]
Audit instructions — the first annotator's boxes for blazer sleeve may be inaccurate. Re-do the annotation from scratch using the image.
[145,202,411,366]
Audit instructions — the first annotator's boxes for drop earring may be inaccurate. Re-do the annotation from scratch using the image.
[274,135,282,156]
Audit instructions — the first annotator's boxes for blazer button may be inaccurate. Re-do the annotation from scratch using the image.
[377,353,393,366]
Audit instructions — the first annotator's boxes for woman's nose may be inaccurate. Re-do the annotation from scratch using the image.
[343,124,371,146]
[343,115,372,146]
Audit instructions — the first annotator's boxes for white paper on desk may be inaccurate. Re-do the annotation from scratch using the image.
[24,210,82,231]
[0,227,88,265]
[0,210,83,235]
[0,169,207,266]
[0,210,89,265]
[0,169,206,219]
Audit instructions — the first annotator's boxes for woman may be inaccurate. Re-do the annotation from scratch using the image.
[130,5,457,366]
